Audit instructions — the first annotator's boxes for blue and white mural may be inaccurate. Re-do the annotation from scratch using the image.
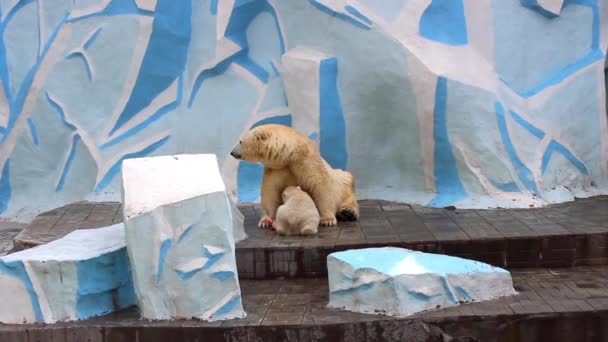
[0,0,606,220]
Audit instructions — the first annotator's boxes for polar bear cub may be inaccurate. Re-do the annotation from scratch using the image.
[275,186,320,236]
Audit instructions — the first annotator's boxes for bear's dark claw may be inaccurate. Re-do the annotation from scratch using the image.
[336,208,358,221]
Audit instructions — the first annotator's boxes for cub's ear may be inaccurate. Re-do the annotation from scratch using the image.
[254,130,270,141]
[296,186,302,190]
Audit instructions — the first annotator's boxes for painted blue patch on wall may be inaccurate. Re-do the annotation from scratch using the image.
[56,134,81,192]
[505,0,603,98]
[490,179,521,192]
[428,77,467,208]
[308,0,371,30]
[0,160,10,214]
[26,117,38,145]
[495,102,540,196]
[237,114,292,202]
[541,140,589,176]
[108,0,192,136]
[319,57,348,170]
[419,0,468,46]
[520,0,561,18]
[95,135,170,192]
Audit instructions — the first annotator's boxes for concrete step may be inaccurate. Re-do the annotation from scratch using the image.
[1,266,607,342]
[12,197,608,279]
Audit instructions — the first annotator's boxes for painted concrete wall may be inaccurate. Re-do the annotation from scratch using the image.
[0,0,606,221]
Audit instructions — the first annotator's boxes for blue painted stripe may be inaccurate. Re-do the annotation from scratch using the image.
[101,77,182,150]
[1,12,68,145]
[419,0,468,45]
[344,5,372,25]
[66,0,154,23]
[213,295,241,317]
[0,26,12,105]
[66,52,93,81]
[455,286,473,301]
[201,246,224,270]
[175,267,202,281]
[319,57,347,170]
[490,179,520,192]
[0,160,10,214]
[225,0,286,52]
[428,77,467,207]
[236,161,264,203]
[188,51,241,108]
[211,271,234,281]
[108,0,191,136]
[237,114,292,202]
[407,291,441,302]
[541,140,589,176]
[234,54,269,83]
[439,277,457,304]
[308,0,371,30]
[83,26,103,50]
[495,102,539,195]
[26,117,38,145]
[95,135,170,192]
[566,0,600,49]
[0,260,43,322]
[520,0,560,18]
[509,110,545,139]
[177,224,193,243]
[55,134,80,192]
[332,282,374,296]
[46,92,76,131]
[269,61,280,76]
[0,0,37,105]
[156,239,172,283]
[210,0,218,15]
[505,49,604,98]
[506,0,603,98]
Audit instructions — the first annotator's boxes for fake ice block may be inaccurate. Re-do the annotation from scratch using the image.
[328,247,517,317]
[121,154,246,321]
[0,223,135,324]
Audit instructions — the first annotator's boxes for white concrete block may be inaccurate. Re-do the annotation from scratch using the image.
[0,223,135,324]
[121,154,245,321]
[328,247,517,317]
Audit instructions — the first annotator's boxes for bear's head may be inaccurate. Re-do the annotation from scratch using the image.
[230,124,308,169]
[281,185,302,202]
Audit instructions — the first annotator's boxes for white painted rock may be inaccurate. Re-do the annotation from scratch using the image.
[0,224,135,324]
[328,247,517,317]
[121,154,246,321]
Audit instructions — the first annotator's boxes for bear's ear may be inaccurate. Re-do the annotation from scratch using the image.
[254,130,270,141]
[296,186,302,190]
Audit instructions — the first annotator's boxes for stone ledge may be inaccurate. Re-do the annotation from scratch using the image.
[0,266,607,342]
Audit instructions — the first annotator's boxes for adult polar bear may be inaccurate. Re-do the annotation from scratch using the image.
[230,124,359,227]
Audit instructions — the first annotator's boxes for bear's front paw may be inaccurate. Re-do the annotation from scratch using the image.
[319,216,337,227]
[258,216,276,230]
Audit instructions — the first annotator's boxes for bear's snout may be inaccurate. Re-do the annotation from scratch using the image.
[230,145,242,159]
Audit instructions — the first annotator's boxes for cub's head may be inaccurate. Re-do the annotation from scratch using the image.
[281,186,302,203]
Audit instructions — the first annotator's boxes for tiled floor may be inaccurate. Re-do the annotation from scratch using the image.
[14,197,608,249]
[10,197,608,278]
